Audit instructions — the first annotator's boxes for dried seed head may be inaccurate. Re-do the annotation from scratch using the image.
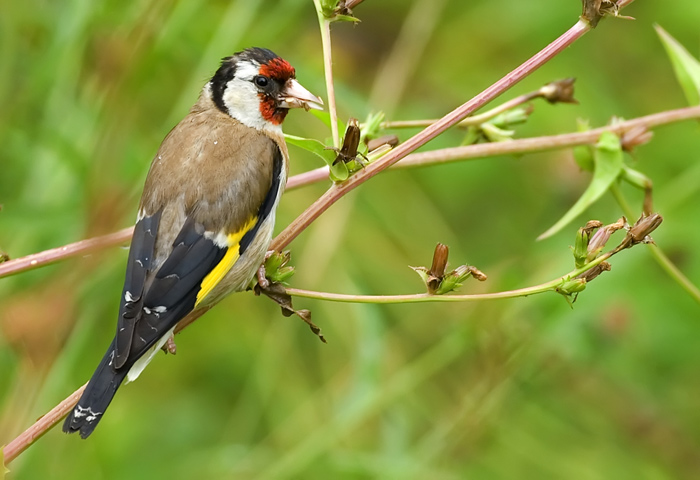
[620,126,653,153]
[468,266,488,282]
[430,243,449,278]
[629,213,663,243]
[576,261,612,282]
[583,220,604,234]
[367,135,399,152]
[539,78,578,104]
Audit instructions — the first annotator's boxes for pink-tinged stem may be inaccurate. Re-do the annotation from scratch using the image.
[272,19,592,250]
[2,384,87,464]
[0,227,133,279]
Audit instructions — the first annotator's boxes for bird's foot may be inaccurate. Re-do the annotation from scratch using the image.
[163,335,177,355]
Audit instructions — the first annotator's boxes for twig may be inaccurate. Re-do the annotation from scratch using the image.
[610,183,700,304]
[1,3,639,462]
[0,227,133,279]
[397,105,700,168]
[290,104,700,183]
[381,90,542,129]
[283,247,620,304]
[3,102,694,282]
[2,384,87,464]
[272,18,596,251]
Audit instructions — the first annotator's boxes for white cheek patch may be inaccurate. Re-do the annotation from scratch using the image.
[212,61,284,135]
[222,78,283,135]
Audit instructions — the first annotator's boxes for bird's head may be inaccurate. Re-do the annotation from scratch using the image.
[208,47,323,131]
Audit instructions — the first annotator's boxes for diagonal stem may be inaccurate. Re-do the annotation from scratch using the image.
[272,18,593,250]
[3,101,693,282]
[0,2,640,465]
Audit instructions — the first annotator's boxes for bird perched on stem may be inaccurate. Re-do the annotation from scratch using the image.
[63,47,323,439]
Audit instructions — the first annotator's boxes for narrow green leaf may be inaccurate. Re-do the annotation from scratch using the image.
[360,111,385,144]
[656,25,700,106]
[460,126,480,146]
[538,131,624,240]
[573,118,594,172]
[284,135,348,182]
[332,14,360,23]
[480,123,515,142]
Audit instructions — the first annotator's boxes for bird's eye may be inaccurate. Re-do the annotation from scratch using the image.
[254,75,269,88]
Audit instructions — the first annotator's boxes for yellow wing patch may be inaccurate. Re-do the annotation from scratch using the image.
[195,216,258,306]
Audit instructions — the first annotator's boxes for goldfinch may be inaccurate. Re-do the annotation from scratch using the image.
[63,47,322,438]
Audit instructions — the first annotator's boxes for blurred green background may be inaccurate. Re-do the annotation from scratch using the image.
[2,0,700,478]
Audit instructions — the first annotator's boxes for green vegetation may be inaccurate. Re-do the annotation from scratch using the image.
[2,1,700,478]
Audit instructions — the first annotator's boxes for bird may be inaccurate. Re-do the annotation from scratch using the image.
[63,47,323,439]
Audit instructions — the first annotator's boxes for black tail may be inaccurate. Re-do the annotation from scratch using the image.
[63,340,128,439]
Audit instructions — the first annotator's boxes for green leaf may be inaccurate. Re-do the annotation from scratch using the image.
[460,126,480,146]
[480,123,515,142]
[555,278,586,308]
[360,111,385,145]
[656,25,700,106]
[573,118,594,172]
[489,107,531,127]
[332,14,360,23]
[309,110,346,134]
[538,131,624,240]
[284,134,349,182]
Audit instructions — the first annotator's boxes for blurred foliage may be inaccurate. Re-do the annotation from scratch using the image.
[1,0,700,479]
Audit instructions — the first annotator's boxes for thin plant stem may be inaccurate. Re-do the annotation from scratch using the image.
[0,227,133,279]
[2,384,87,464]
[285,253,613,304]
[313,1,340,148]
[610,183,700,304]
[398,105,700,168]
[381,91,541,130]
[2,103,695,281]
[0,3,642,462]
[295,104,700,182]
[272,18,595,251]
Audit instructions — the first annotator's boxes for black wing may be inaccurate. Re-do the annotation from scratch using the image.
[114,215,227,369]
[113,145,283,370]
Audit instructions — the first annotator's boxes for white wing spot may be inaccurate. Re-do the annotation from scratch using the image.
[75,405,103,421]
[125,291,134,302]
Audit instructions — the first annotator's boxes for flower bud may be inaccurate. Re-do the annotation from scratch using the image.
[264,251,295,284]
[572,220,602,268]
[586,218,625,262]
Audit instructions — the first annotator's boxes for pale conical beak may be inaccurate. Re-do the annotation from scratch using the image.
[279,79,324,111]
